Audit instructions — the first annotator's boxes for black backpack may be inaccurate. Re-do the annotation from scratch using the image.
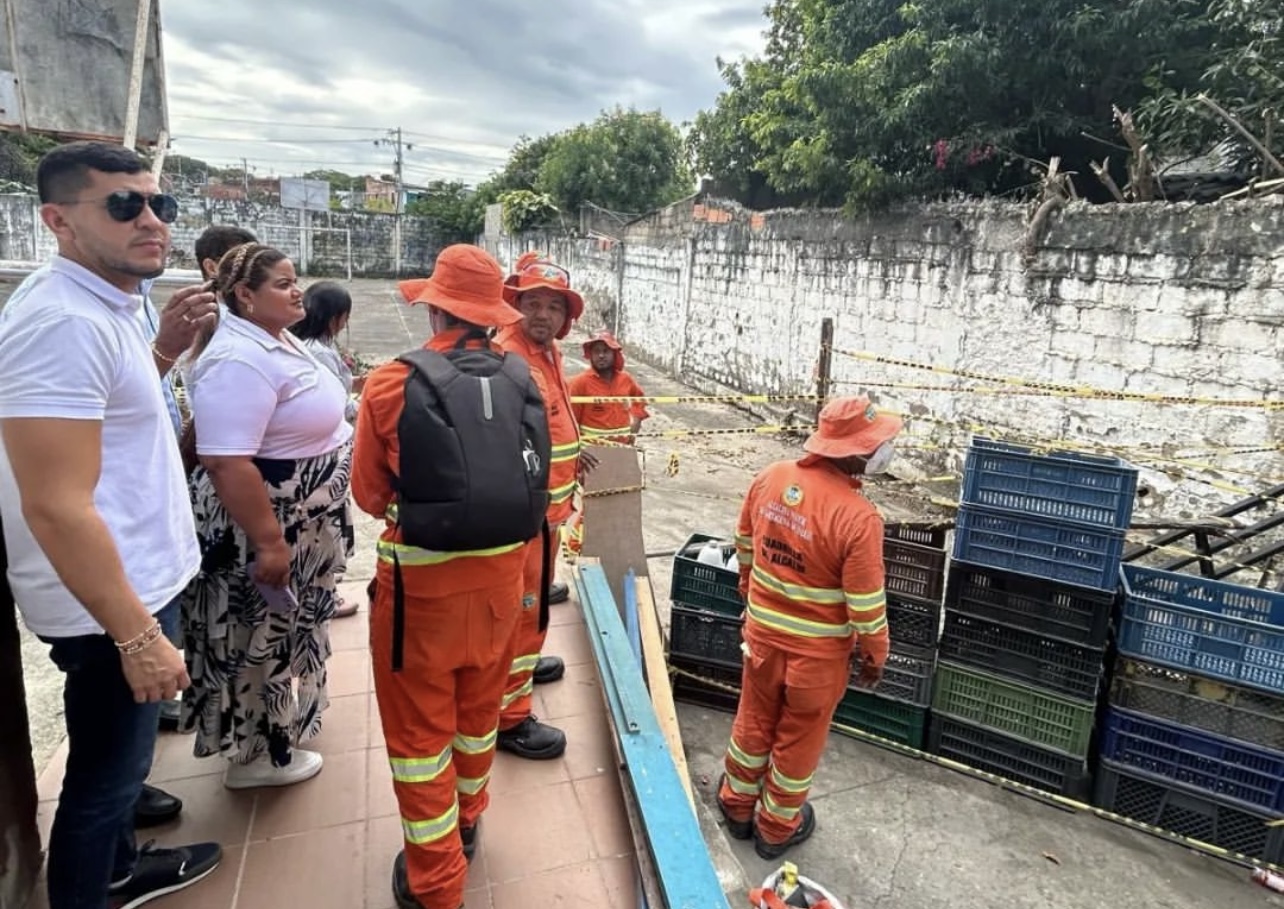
[385,331,552,670]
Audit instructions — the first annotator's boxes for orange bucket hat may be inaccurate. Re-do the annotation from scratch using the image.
[583,329,624,371]
[803,395,903,459]
[501,251,584,339]
[398,244,522,328]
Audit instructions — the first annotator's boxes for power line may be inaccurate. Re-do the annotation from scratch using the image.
[175,114,509,152]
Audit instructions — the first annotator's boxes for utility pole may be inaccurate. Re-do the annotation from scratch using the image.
[375,127,412,275]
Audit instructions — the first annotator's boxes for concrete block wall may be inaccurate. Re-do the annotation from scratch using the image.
[499,196,1284,517]
[0,194,447,278]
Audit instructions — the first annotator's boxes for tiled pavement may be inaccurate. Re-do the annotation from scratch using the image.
[29,582,641,909]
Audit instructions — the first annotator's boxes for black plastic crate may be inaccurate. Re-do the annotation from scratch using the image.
[887,594,942,650]
[940,611,1107,701]
[1095,759,1284,863]
[854,643,935,707]
[885,538,947,602]
[886,523,949,551]
[670,533,744,617]
[946,562,1115,647]
[1109,657,1284,753]
[832,689,929,749]
[669,656,742,713]
[927,714,1093,799]
[668,603,743,670]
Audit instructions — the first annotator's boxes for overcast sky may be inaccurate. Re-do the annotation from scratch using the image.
[160,1,766,186]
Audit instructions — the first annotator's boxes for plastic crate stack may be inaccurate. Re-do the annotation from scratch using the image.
[1095,567,1284,863]
[831,524,945,749]
[929,438,1137,798]
[666,528,946,749]
[667,533,747,712]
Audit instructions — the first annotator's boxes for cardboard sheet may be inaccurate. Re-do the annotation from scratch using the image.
[578,445,648,612]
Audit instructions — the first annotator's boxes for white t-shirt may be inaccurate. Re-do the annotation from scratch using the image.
[186,312,352,459]
[0,256,201,638]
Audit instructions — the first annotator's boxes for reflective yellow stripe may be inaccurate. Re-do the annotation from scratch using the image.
[582,425,632,438]
[760,790,800,822]
[549,480,577,504]
[769,765,812,795]
[727,738,769,770]
[725,774,762,796]
[402,800,459,845]
[850,613,889,635]
[500,678,533,708]
[453,728,497,756]
[751,565,845,606]
[737,551,753,566]
[390,747,452,784]
[508,653,540,676]
[456,773,490,796]
[376,539,524,566]
[845,589,885,609]
[551,441,580,462]
[746,600,852,639]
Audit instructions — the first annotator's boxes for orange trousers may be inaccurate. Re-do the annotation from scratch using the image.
[498,524,558,730]
[370,574,522,909]
[718,640,851,843]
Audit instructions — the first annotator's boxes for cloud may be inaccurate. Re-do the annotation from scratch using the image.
[158,0,764,184]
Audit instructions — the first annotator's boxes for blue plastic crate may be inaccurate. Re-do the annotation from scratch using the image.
[953,505,1126,592]
[1101,708,1284,813]
[1118,565,1284,696]
[961,438,1138,530]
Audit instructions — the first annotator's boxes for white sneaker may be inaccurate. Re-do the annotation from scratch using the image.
[223,749,324,790]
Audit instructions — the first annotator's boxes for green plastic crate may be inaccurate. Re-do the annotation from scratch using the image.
[831,688,929,750]
[932,661,1096,758]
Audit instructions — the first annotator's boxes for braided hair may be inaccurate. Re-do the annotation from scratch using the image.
[189,242,288,361]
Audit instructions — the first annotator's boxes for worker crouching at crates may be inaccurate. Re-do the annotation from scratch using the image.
[718,396,900,859]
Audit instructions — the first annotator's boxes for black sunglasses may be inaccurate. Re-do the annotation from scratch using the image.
[79,190,179,224]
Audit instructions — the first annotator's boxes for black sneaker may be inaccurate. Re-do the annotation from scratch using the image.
[108,841,222,909]
[533,655,565,685]
[715,775,752,841]
[496,715,566,760]
[753,802,816,860]
[548,581,570,604]
[133,784,183,829]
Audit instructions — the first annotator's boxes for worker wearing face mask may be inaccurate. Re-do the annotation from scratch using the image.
[716,395,900,860]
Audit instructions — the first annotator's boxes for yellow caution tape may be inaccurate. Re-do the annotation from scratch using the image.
[667,664,1284,874]
[571,393,822,405]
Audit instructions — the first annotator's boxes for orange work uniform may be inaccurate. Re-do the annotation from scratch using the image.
[718,457,890,844]
[353,327,526,909]
[568,344,648,445]
[493,324,580,729]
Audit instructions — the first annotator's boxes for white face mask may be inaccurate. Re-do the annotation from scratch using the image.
[863,441,896,475]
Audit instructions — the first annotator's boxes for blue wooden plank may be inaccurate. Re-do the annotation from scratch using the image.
[624,568,643,662]
[574,564,731,909]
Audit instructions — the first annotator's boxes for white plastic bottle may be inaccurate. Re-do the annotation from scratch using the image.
[697,541,726,567]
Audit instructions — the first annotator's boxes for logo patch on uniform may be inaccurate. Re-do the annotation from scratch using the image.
[865,403,877,421]
[782,485,804,507]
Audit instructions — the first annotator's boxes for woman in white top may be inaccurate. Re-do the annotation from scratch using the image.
[292,281,363,617]
[180,242,353,789]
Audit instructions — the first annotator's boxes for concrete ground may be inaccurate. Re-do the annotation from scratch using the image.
[9,275,1279,908]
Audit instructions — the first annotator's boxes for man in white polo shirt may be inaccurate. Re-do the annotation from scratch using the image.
[0,141,221,909]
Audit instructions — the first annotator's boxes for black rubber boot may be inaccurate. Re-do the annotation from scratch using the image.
[461,822,478,862]
[715,775,752,840]
[392,851,425,909]
[496,715,567,760]
[754,802,816,860]
[548,581,570,604]
[533,656,565,685]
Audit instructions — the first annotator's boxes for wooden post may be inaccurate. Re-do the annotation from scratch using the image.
[815,316,834,420]
[0,526,40,909]
[121,0,152,150]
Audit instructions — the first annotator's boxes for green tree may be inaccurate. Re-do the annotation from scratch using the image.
[405,180,486,243]
[498,189,559,233]
[536,106,692,213]
[1138,0,1283,169]
[691,0,1220,208]
[303,169,365,192]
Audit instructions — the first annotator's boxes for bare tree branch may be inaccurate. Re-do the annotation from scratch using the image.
[1195,94,1284,176]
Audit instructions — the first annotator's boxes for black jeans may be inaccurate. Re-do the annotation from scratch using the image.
[40,599,178,909]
